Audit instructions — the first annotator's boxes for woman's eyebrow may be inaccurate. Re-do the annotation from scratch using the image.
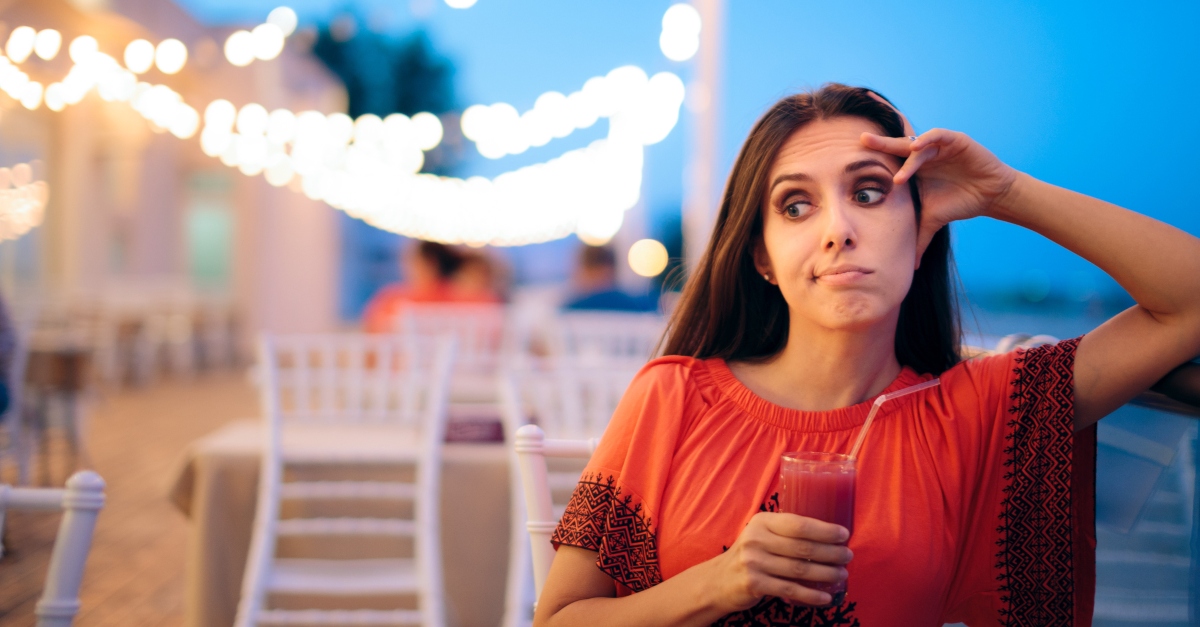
[768,172,812,194]
[845,158,894,174]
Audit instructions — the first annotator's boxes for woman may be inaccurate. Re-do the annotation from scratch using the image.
[535,84,1200,626]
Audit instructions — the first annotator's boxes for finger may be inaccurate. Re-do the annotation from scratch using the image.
[756,553,849,584]
[764,513,850,544]
[893,145,939,185]
[755,576,833,607]
[860,132,914,158]
[910,128,958,152]
[767,536,854,565]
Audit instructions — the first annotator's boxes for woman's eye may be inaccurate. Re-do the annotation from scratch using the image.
[783,201,809,218]
[854,189,884,204]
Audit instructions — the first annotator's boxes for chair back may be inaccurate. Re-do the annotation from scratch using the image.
[399,303,509,372]
[0,471,105,627]
[237,333,455,627]
[499,358,635,626]
[260,333,437,426]
[555,311,665,363]
[513,425,597,609]
[500,360,641,441]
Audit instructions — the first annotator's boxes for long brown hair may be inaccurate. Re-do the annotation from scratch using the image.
[661,84,961,375]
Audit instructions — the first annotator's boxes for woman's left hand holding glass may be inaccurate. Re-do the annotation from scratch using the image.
[860,129,1020,260]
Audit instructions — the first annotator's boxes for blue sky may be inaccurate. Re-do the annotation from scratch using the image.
[180,0,1200,297]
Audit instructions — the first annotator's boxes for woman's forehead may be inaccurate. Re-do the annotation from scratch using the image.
[769,116,897,177]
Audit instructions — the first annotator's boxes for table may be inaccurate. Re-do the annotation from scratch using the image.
[169,420,513,627]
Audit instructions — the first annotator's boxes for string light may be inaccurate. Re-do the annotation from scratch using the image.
[267,7,299,37]
[124,39,155,74]
[0,161,49,242]
[155,38,188,74]
[461,67,684,161]
[660,3,701,62]
[224,30,255,67]
[0,3,699,247]
[251,24,285,61]
[224,7,297,68]
[5,27,36,64]
[34,30,62,61]
[68,36,98,64]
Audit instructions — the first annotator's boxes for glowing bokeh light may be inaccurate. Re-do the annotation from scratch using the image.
[628,238,670,277]
[251,24,285,61]
[267,6,299,37]
[68,36,98,64]
[224,30,255,67]
[659,3,702,62]
[5,27,36,64]
[19,81,42,110]
[34,29,62,61]
[237,103,270,136]
[155,39,188,74]
[124,39,155,73]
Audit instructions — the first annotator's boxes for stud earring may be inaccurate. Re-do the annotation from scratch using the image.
[763,273,771,282]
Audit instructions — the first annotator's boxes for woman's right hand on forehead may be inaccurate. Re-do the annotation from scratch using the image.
[707,511,853,610]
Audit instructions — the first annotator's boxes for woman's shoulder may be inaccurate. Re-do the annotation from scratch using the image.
[629,355,724,404]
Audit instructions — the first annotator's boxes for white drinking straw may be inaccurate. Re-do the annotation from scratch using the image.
[847,378,941,460]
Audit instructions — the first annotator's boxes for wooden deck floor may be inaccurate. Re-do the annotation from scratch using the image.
[0,372,258,626]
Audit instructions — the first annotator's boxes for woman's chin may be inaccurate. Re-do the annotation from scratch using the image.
[810,302,895,333]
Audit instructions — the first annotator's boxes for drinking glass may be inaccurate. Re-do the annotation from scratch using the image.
[778,451,855,605]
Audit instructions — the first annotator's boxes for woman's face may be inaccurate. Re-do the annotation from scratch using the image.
[755,116,918,333]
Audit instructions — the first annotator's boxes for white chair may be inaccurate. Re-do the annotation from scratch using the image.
[498,361,638,627]
[235,334,455,627]
[0,470,105,627]
[511,425,597,622]
[554,311,666,364]
[399,303,510,406]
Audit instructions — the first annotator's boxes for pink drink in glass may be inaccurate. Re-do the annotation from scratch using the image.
[778,451,855,605]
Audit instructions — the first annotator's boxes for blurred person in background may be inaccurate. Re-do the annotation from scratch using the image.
[451,250,505,303]
[563,245,657,312]
[0,292,13,416]
[362,240,463,332]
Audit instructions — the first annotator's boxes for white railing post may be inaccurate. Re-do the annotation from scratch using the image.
[35,470,105,627]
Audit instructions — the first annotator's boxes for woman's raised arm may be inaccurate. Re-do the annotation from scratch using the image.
[986,169,1200,428]
[863,129,1200,430]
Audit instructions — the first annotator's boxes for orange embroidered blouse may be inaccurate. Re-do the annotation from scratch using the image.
[552,339,1096,626]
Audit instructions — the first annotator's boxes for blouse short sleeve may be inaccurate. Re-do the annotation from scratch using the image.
[942,337,1097,627]
[550,356,708,594]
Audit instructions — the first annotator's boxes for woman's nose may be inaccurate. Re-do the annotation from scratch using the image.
[822,202,857,251]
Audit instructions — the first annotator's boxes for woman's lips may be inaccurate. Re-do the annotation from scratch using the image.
[814,270,872,286]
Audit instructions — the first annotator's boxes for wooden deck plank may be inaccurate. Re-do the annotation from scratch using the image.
[0,372,259,626]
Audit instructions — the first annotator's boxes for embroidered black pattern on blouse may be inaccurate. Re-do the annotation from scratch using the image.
[995,339,1079,626]
[551,472,662,591]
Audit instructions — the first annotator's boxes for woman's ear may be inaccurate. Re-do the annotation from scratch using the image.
[752,235,775,284]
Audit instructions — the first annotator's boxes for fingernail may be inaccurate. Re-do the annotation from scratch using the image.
[838,527,850,542]
[819,592,832,605]
[839,567,849,581]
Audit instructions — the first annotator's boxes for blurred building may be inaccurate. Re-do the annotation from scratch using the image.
[0,0,346,355]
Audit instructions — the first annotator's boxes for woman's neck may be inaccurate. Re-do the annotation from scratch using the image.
[729,316,903,412]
